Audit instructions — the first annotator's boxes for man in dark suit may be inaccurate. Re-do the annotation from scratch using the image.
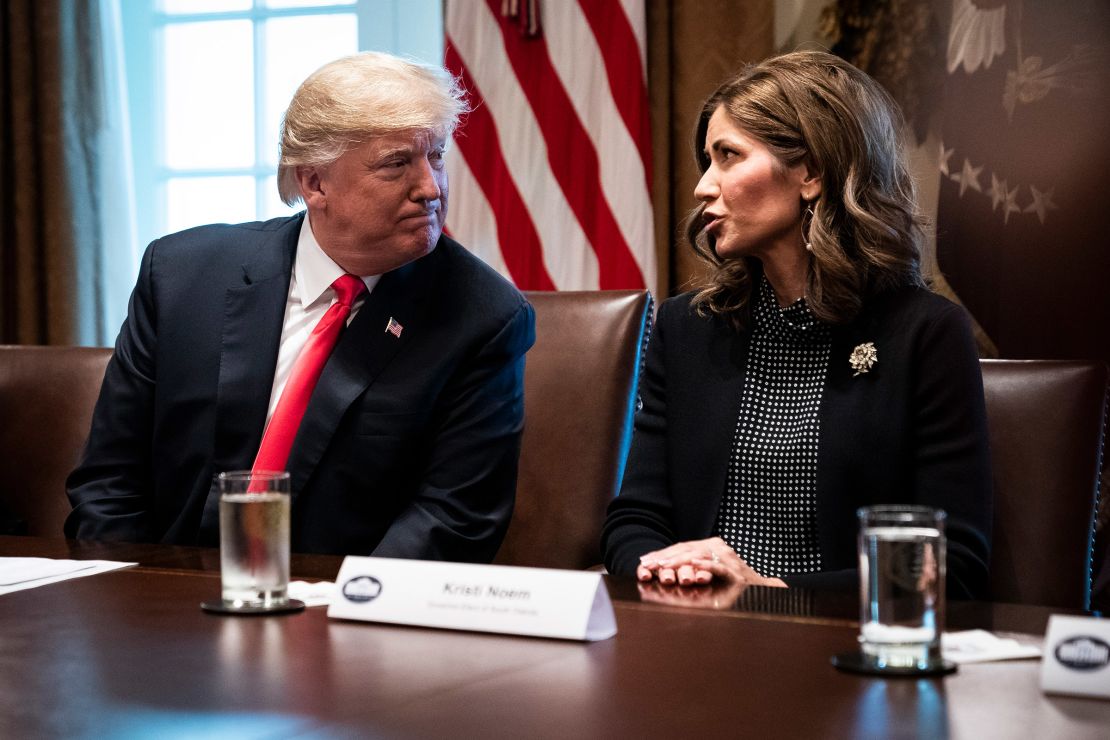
[65,51,535,562]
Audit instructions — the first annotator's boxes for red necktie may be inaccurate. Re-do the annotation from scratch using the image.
[252,274,366,474]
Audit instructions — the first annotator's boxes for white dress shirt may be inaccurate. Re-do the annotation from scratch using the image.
[265,216,381,423]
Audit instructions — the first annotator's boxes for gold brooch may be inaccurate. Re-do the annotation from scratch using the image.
[849,342,877,376]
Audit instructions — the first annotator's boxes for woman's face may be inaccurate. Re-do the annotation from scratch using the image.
[694,106,818,261]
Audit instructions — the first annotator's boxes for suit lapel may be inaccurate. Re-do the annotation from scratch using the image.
[211,217,300,473]
[688,316,750,536]
[198,216,300,543]
[816,299,881,554]
[285,245,441,495]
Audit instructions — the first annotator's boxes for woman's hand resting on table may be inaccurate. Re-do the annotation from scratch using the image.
[636,537,787,588]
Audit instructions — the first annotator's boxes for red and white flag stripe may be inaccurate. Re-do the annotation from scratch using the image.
[444,0,655,293]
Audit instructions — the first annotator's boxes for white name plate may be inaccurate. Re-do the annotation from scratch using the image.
[1040,614,1110,699]
[327,556,617,642]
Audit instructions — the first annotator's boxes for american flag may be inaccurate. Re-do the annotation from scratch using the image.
[444,0,655,293]
[385,317,403,338]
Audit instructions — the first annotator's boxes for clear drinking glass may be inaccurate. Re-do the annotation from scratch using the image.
[217,471,291,609]
[857,505,946,670]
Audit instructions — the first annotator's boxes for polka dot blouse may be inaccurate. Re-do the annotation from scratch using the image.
[713,277,832,578]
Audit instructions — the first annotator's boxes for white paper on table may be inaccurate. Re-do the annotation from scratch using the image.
[0,557,137,595]
[288,580,336,607]
[942,629,1043,664]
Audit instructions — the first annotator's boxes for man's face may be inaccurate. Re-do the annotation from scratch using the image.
[304,129,448,275]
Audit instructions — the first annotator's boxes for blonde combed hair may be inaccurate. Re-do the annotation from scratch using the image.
[689,51,925,329]
[277,51,469,206]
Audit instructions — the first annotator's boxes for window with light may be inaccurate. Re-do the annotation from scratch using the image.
[120,0,443,251]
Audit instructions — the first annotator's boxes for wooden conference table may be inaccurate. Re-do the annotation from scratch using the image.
[2,537,1107,739]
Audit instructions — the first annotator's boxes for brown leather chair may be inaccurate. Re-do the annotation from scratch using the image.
[981,359,1108,609]
[1093,478,1110,613]
[494,290,652,570]
[0,345,112,536]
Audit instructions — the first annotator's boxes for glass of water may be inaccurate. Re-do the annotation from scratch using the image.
[857,505,946,671]
[217,470,291,610]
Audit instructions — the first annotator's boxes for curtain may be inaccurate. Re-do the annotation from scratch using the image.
[646,0,774,297]
[0,0,136,346]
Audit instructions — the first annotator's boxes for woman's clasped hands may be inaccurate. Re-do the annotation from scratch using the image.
[636,537,787,588]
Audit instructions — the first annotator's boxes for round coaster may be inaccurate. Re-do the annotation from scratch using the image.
[831,651,958,677]
[200,598,306,616]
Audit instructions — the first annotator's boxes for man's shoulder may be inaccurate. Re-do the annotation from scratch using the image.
[434,235,515,287]
[150,214,303,259]
[433,235,530,316]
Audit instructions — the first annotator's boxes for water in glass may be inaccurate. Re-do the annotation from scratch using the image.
[219,492,290,608]
[858,519,944,669]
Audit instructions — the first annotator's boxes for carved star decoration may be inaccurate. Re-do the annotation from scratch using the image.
[1002,184,1022,225]
[939,144,954,177]
[951,158,984,198]
[1024,185,1058,225]
[987,174,1008,212]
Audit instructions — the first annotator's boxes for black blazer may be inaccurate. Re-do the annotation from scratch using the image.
[65,213,535,562]
[602,286,992,598]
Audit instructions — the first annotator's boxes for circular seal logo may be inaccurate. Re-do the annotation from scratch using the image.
[342,575,383,603]
[1054,636,1110,671]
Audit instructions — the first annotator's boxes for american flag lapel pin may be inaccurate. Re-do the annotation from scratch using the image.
[385,317,403,338]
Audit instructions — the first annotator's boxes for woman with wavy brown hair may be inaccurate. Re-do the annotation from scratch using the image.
[602,51,992,599]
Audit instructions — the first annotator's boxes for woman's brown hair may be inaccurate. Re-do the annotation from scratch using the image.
[689,50,926,329]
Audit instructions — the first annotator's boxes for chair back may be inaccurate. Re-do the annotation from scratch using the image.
[495,291,652,569]
[0,345,112,536]
[1094,479,1110,613]
[981,359,1108,609]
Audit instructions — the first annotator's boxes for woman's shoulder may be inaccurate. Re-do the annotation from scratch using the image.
[860,284,978,359]
[655,291,727,331]
[649,293,747,360]
[867,284,968,325]
[659,290,698,310]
